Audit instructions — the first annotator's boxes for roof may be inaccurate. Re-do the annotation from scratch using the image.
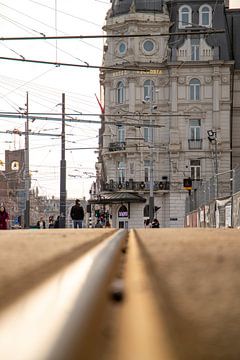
[109,0,164,17]
[88,192,146,204]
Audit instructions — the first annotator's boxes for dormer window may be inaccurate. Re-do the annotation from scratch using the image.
[199,4,212,27]
[179,5,192,28]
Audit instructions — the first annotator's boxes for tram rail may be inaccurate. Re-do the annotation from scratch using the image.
[0,228,240,360]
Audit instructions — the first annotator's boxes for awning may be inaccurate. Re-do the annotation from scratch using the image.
[88,192,146,204]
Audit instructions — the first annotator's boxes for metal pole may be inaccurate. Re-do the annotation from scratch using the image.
[60,93,66,228]
[214,136,219,198]
[149,101,154,223]
[24,92,30,228]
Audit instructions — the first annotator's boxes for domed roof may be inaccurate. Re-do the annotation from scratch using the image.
[110,0,164,17]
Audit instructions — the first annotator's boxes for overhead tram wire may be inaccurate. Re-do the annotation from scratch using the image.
[0,111,193,117]
[0,114,164,128]
[0,29,225,41]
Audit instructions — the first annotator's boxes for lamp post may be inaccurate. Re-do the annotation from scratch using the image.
[207,129,218,197]
[143,96,157,223]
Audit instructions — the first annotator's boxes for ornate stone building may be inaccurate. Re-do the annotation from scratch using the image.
[90,0,240,228]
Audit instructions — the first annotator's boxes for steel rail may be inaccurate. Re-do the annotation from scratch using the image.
[0,229,127,360]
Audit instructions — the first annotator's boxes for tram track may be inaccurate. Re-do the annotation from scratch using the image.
[0,228,240,359]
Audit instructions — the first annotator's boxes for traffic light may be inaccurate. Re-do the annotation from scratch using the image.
[183,178,192,190]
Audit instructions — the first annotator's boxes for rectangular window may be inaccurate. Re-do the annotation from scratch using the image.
[190,84,200,100]
[144,160,150,182]
[189,119,201,140]
[190,160,201,180]
[189,120,202,149]
[143,121,154,142]
[191,39,200,61]
[117,161,125,183]
[117,126,125,142]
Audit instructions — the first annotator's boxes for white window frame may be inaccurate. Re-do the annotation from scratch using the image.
[179,5,192,28]
[117,125,125,142]
[189,78,201,101]
[117,161,126,183]
[199,4,212,28]
[116,81,124,104]
[191,39,200,61]
[143,80,155,101]
[189,119,201,140]
[143,121,154,143]
[190,160,201,180]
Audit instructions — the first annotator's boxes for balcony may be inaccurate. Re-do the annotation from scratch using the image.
[102,179,170,192]
[188,139,202,150]
[109,142,126,152]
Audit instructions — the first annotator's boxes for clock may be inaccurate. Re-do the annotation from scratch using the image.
[11,161,20,171]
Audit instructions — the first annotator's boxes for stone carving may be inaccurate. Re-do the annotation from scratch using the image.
[205,76,212,84]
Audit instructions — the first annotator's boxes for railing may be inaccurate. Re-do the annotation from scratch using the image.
[109,142,126,152]
[188,139,202,150]
[102,180,170,192]
[185,167,240,213]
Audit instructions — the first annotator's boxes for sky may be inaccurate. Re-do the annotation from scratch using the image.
[0,0,239,200]
[0,0,110,200]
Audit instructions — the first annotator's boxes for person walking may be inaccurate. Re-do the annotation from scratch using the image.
[95,219,103,228]
[151,218,160,228]
[0,205,9,230]
[70,199,84,228]
[37,216,46,229]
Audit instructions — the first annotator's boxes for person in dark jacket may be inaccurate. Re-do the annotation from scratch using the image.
[70,199,84,228]
[54,216,60,228]
[0,205,9,230]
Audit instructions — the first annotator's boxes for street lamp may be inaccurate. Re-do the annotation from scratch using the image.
[207,129,218,197]
[143,96,157,223]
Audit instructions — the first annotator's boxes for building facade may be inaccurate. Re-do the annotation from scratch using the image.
[90,0,240,228]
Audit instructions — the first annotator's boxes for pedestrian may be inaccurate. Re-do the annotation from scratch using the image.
[37,216,46,229]
[48,216,54,228]
[105,220,111,228]
[95,219,103,228]
[151,218,160,228]
[0,205,9,230]
[54,215,60,228]
[144,218,151,228]
[70,199,84,228]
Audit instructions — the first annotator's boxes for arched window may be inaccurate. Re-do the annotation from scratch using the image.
[143,80,155,101]
[117,81,124,104]
[199,4,212,27]
[179,5,192,28]
[189,78,201,100]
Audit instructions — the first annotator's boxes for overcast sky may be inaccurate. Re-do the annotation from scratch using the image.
[0,0,110,200]
[0,0,239,200]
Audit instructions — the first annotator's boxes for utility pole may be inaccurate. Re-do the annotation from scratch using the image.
[24,92,30,228]
[149,100,154,223]
[59,93,66,228]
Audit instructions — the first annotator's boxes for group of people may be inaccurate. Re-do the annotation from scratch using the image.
[144,218,160,228]
[1,199,160,230]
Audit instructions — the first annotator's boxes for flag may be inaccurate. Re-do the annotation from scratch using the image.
[95,93,105,114]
